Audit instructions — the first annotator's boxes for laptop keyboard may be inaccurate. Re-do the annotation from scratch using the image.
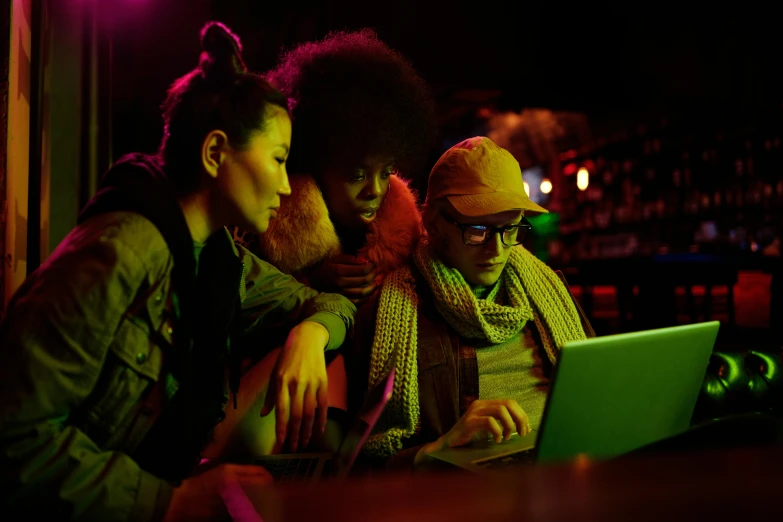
[473,449,536,470]
[256,456,322,483]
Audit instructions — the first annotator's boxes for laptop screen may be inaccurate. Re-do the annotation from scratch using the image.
[536,321,719,463]
[332,368,395,476]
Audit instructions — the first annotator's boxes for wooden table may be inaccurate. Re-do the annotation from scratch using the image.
[238,446,783,521]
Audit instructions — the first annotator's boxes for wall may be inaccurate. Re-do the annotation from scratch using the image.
[0,0,9,318]
[3,0,31,309]
[47,0,84,251]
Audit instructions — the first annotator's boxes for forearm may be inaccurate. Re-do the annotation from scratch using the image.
[240,259,355,350]
[246,287,355,341]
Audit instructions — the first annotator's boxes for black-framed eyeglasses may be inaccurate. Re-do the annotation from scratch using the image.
[440,212,532,247]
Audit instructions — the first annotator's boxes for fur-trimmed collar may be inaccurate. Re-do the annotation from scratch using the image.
[237,174,423,277]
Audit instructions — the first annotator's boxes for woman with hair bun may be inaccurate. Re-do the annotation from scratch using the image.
[0,21,355,521]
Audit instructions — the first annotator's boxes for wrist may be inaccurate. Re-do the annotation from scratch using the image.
[290,321,330,349]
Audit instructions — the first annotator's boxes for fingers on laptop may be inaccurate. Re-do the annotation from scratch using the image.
[287,382,304,453]
[272,381,290,453]
[470,399,531,442]
[294,381,328,451]
[473,405,517,441]
[271,380,328,453]
[467,416,505,444]
[503,400,531,437]
[317,385,329,435]
[299,387,318,450]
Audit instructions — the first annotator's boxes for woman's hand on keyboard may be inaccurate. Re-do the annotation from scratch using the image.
[415,399,531,465]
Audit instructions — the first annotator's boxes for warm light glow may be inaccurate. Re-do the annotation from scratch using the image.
[523,181,530,196]
[540,178,552,194]
[573,453,592,472]
[577,167,589,191]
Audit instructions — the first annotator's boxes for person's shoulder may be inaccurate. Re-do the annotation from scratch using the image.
[8,212,171,316]
[54,212,171,277]
[234,239,286,276]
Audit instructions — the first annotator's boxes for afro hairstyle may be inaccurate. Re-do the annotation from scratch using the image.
[267,28,436,178]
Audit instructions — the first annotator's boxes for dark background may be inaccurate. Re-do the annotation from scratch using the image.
[108,0,783,159]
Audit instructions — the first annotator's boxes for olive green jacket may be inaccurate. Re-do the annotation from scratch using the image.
[0,211,355,521]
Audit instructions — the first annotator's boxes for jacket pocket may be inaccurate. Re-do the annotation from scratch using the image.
[80,317,165,449]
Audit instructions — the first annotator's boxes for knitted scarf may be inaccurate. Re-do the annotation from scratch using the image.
[363,237,587,456]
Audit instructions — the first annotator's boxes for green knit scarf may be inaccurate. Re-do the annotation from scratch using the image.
[363,236,587,457]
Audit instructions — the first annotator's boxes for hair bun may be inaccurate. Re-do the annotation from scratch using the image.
[199,21,247,78]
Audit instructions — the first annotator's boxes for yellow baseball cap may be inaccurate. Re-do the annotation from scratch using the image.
[426,136,548,216]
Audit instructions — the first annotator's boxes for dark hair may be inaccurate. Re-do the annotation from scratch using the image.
[267,29,436,178]
[159,21,290,194]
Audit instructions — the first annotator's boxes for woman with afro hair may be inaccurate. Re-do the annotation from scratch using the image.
[235,29,436,307]
[213,29,436,461]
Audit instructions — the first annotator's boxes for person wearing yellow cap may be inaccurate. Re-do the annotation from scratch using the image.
[350,136,595,467]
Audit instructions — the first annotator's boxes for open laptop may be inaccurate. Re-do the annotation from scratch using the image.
[429,321,720,472]
[253,367,395,483]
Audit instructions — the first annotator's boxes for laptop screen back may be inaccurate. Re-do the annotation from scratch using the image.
[536,321,719,463]
[332,368,395,477]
